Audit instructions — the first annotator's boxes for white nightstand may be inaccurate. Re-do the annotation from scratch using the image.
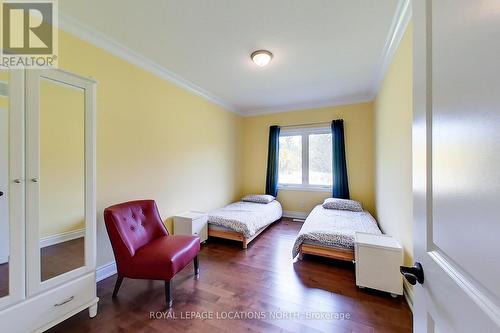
[354,232,403,297]
[173,211,208,243]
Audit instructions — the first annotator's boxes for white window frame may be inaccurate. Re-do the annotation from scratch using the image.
[278,125,332,192]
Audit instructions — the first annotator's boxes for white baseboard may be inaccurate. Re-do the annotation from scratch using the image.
[96,261,117,282]
[39,228,85,248]
[403,280,414,312]
[282,210,308,220]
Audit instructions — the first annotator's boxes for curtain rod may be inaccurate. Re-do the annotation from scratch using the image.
[280,121,333,128]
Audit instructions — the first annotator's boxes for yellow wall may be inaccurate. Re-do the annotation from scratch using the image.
[40,80,85,237]
[55,30,243,266]
[14,21,410,270]
[241,103,375,215]
[374,23,413,265]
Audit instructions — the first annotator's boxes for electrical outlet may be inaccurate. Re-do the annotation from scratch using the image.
[298,201,305,209]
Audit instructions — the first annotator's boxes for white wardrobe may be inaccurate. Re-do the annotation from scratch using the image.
[0,69,98,332]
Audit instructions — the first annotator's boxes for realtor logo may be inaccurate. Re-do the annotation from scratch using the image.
[1,0,58,68]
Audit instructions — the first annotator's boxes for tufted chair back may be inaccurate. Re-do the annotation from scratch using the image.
[104,200,168,260]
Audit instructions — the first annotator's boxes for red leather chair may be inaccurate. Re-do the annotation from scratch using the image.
[104,200,200,308]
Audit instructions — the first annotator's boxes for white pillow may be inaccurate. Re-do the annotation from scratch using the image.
[322,198,363,212]
[241,194,275,204]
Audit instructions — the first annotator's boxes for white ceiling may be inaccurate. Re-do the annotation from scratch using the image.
[60,0,406,116]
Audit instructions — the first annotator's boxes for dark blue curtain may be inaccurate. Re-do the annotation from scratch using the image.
[331,120,350,199]
[265,125,281,197]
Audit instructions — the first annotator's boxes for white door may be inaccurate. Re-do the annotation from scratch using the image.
[411,1,500,332]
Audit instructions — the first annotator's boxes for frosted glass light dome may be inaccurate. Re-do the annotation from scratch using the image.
[251,50,273,67]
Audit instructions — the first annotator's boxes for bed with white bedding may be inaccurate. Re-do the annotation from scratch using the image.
[208,200,282,248]
[292,204,381,261]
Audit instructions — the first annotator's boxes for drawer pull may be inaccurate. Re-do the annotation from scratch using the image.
[54,296,74,307]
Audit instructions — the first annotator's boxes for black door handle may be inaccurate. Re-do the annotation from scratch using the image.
[0,191,3,197]
[400,262,424,285]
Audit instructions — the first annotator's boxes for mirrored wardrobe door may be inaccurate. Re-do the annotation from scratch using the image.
[26,69,96,295]
[39,76,86,282]
[0,69,26,310]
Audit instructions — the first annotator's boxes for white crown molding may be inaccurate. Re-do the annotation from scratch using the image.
[58,13,241,115]
[59,1,410,118]
[242,0,411,117]
[242,94,373,117]
[370,0,412,99]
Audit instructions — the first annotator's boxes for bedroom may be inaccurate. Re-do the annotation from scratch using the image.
[0,0,498,332]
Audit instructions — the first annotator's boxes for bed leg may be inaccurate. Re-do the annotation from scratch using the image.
[242,240,248,249]
[298,251,303,260]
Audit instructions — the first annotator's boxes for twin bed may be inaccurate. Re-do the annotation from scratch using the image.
[207,195,382,263]
[208,199,282,249]
[292,204,381,261]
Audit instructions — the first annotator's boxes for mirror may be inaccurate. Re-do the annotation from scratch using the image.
[0,70,10,297]
[39,77,86,281]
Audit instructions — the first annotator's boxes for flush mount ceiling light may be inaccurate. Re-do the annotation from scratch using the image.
[251,50,273,67]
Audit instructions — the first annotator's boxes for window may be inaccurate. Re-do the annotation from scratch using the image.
[278,126,332,190]
[278,135,302,184]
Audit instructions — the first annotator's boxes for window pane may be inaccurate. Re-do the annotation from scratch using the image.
[279,135,302,184]
[309,133,332,185]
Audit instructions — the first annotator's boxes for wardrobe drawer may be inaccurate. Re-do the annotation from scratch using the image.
[0,273,96,333]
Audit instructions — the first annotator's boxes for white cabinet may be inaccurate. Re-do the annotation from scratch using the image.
[0,69,98,332]
[174,211,208,243]
[354,232,403,297]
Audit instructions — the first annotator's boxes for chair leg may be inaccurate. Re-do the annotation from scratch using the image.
[165,280,173,309]
[112,275,124,298]
[194,255,199,276]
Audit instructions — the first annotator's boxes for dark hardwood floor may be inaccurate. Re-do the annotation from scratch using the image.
[48,219,412,333]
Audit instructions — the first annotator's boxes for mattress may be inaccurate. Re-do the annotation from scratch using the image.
[208,200,282,238]
[292,205,381,258]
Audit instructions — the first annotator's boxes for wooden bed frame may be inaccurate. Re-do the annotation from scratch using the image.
[298,243,355,262]
[208,225,269,249]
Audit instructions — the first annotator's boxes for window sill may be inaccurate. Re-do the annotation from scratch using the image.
[278,185,332,193]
